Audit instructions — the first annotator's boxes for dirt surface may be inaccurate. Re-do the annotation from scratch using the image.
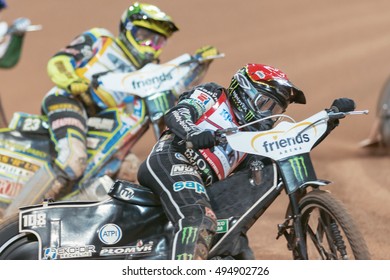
[1,0,389,259]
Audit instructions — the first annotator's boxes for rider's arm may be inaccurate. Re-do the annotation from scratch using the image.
[164,82,224,139]
[47,28,106,91]
[0,25,25,68]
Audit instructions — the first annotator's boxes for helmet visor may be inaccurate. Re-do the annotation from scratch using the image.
[130,25,167,51]
[253,94,285,115]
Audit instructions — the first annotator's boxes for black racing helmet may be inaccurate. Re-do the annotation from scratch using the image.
[227,63,306,129]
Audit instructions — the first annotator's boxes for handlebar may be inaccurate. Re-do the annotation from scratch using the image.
[25,25,43,32]
[328,110,369,120]
[179,53,225,66]
[7,24,42,35]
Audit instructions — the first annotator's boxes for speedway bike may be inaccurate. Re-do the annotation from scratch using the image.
[0,102,371,260]
[0,52,223,219]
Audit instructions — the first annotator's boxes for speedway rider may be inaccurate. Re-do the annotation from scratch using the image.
[23,3,218,202]
[0,0,31,68]
[137,63,355,260]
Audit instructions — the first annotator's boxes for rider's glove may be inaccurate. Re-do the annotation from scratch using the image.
[194,45,219,61]
[68,80,89,96]
[330,98,356,113]
[10,18,31,35]
[187,130,215,149]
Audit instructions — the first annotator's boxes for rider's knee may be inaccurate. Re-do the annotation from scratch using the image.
[55,136,87,180]
[180,203,217,233]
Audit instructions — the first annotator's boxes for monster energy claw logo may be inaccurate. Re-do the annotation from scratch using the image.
[288,156,308,181]
[181,226,198,245]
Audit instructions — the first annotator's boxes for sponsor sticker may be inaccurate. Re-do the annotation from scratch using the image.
[216,219,229,233]
[98,224,122,245]
[100,240,154,256]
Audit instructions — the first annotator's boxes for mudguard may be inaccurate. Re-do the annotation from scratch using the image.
[19,180,170,260]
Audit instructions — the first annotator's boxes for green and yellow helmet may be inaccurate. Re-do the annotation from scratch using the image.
[118,2,179,68]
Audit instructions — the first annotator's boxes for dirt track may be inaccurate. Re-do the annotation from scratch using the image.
[1,0,389,259]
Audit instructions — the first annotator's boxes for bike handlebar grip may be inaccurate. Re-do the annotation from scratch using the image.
[330,106,340,113]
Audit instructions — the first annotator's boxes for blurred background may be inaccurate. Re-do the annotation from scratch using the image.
[1,0,389,259]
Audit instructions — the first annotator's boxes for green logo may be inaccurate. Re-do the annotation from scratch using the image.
[153,94,170,112]
[176,253,193,260]
[216,219,228,233]
[288,156,308,181]
[181,227,198,245]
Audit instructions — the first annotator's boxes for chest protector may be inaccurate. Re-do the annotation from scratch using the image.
[75,37,137,109]
[195,92,246,180]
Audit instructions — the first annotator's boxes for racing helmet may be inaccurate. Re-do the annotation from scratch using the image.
[227,63,306,129]
[118,2,178,68]
[0,0,7,11]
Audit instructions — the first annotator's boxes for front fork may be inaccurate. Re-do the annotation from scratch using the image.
[276,191,308,259]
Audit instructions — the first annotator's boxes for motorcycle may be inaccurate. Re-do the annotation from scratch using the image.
[360,76,390,150]
[0,102,371,260]
[0,52,223,219]
[0,22,42,128]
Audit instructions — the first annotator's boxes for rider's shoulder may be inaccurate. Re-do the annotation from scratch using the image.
[195,82,225,95]
[85,27,115,39]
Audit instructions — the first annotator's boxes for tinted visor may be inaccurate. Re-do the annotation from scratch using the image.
[129,25,167,51]
[253,94,285,115]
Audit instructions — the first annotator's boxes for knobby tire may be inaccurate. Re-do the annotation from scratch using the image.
[298,190,371,260]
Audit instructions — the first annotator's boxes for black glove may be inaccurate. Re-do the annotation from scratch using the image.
[187,130,215,149]
[330,98,356,113]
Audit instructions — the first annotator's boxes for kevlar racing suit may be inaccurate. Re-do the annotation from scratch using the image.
[41,27,141,198]
[40,27,214,201]
[138,82,252,260]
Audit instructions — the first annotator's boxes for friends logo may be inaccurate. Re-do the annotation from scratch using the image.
[261,133,310,153]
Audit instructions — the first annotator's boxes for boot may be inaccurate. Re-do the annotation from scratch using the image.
[117,152,141,183]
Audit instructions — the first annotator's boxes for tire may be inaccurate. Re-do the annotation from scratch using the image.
[297,190,371,260]
[0,214,39,260]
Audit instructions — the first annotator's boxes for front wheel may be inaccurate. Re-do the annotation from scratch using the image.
[0,214,39,260]
[297,190,370,260]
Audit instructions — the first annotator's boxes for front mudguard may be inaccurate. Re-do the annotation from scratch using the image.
[285,179,332,212]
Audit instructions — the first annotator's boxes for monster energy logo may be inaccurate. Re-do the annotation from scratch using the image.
[244,111,255,121]
[147,93,172,114]
[181,226,198,245]
[288,156,308,181]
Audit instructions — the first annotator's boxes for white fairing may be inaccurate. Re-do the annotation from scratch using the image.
[226,111,329,160]
[97,54,194,98]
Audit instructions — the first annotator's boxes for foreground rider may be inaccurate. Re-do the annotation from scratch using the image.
[0,0,31,68]
[137,63,355,260]
[11,3,218,205]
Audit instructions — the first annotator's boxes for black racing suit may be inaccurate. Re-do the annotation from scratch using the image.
[138,82,257,260]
